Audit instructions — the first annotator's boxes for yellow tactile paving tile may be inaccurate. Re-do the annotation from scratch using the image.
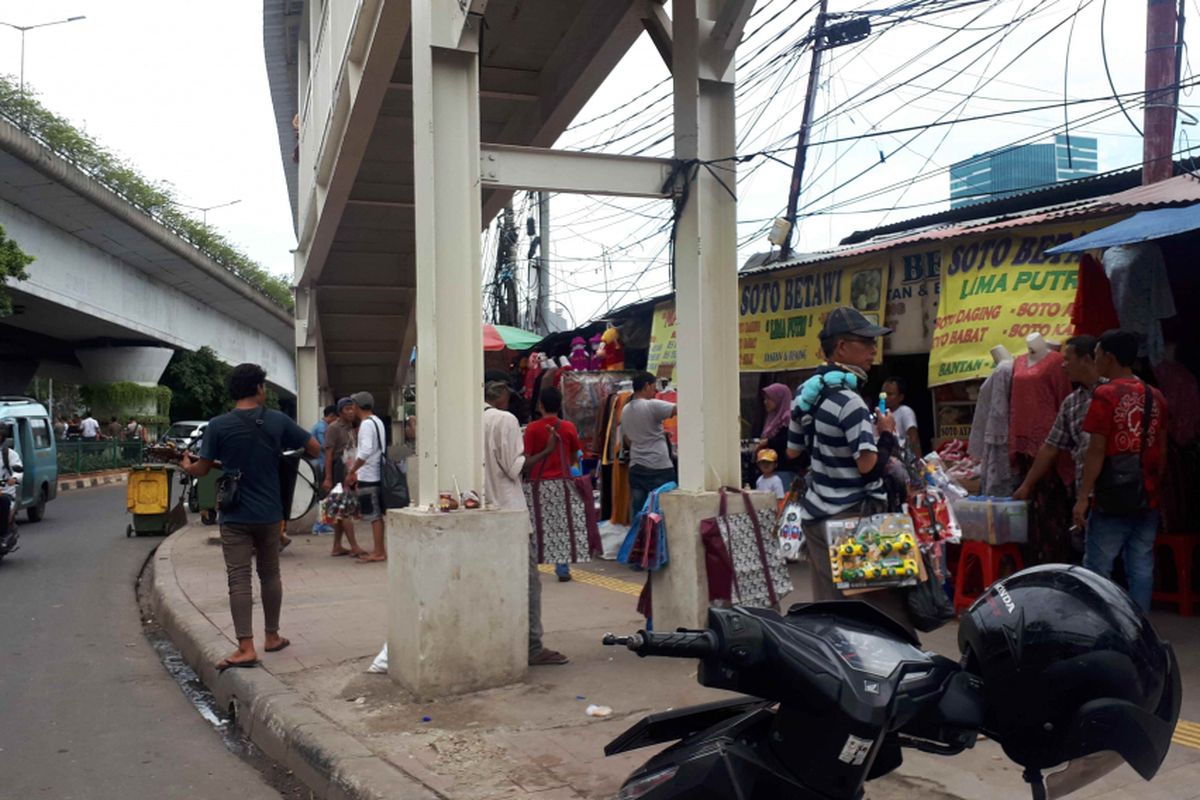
[537,564,644,597]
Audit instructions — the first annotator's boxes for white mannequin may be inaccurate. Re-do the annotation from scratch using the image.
[991,344,1013,366]
[1025,332,1049,365]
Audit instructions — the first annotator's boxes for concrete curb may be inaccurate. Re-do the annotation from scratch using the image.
[58,471,128,492]
[150,525,442,800]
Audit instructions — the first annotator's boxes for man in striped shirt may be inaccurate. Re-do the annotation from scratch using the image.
[787,307,911,633]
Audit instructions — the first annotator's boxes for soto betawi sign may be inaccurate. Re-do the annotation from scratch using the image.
[647,261,889,374]
[927,219,1118,386]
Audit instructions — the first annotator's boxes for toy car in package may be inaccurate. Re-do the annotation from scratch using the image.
[826,513,920,591]
[908,488,962,544]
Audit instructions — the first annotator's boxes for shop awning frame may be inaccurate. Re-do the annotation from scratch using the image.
[1045,202,1200,254]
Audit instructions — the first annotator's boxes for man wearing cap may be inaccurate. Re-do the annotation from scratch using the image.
[323,397,366,557]
[787,307,912,633]
[346,391,387,563]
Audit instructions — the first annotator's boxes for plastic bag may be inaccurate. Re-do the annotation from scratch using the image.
[367,643,388,674]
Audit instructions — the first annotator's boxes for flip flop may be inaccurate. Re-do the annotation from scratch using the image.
[331,549,352,557]
[216,658,260,673]
[355,554,386,563]
[265,638,290,653]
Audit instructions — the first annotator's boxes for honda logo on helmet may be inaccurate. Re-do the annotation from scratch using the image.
[995,584,1015,614]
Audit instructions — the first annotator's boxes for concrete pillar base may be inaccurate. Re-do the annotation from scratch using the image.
[652,489,777,633]
[386,506,528,699]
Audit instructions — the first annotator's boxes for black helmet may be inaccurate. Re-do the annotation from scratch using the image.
[958,565,1180,785]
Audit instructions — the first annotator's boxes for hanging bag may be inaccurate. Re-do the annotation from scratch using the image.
[369,417,410,510]
[618,482,675,571]
[1093,383,1152,517]
[525,421,599,564]
[701,487,792,609]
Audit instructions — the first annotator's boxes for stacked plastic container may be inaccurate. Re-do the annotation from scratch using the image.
[953,497,1029,545]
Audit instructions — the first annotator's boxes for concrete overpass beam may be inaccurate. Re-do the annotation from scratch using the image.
[74,346,174,387]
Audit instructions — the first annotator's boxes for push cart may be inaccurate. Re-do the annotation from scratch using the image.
[125,464,189,537]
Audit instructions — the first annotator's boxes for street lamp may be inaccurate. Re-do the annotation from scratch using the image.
[172,198,242,225]
[0,16,86,98]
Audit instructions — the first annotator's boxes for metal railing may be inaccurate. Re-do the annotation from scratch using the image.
[56,441,148,475]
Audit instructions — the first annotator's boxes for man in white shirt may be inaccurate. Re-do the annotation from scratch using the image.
[347,391,387,563]
[0,424,22,553]
[482,381,568,666]
[79,413,102,441]
[882,377,921,455]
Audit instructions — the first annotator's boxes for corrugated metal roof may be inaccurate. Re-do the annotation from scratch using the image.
[740,173,1200,277]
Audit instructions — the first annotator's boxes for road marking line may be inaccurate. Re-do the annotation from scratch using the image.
[538,564,644,597]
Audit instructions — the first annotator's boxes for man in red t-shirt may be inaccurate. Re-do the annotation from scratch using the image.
[524,387,581,581]
[1075,330,1168,612]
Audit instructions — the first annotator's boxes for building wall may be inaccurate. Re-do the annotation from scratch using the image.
[950,135,1099,208]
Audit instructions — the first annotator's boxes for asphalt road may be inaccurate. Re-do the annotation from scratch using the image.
[0,484,283,800]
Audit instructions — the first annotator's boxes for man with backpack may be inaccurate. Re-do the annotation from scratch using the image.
[1074,329,1169,612]
[180,363,320,672]
[346,391,388,563]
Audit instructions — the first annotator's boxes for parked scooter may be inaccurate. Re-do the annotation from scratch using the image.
[603,565,1180,800]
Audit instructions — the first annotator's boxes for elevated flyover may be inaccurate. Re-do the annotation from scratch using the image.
[0,116,296,394]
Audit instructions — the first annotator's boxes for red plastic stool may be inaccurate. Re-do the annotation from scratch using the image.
[953,540,1025,614]
[1151,534,1197,617]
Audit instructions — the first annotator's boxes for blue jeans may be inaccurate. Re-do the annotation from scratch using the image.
[629,465,677,523]
[1084,509,1160,613]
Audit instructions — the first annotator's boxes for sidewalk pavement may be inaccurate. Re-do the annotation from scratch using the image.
[153,521,1200,800]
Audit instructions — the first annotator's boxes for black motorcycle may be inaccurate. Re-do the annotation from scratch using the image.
[1,465,21,562]
[603,568,1180,800]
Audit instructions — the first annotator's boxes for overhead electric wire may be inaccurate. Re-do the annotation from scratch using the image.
[1101,0,1143,136]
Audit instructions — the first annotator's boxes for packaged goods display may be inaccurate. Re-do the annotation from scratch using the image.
[827,513,921,590]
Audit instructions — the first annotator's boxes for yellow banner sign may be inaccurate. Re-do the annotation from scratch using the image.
[646,302,677,377]
[928,220,1119,386]
[738,262,888,371]
[647,263,889,374]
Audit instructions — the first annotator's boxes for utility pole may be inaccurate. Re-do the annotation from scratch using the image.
[780,0,828,261]
[536,191,550,334]
[1143,0,1182,184]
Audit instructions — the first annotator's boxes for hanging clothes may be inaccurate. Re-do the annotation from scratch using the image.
[603,391,633,526]
[1070,253,1120,336]
[1154,358,1200,446]
[597,393,618,520]
[1103,242,1177,365]
[968,360,1015,496]
[1009,352,1072,489]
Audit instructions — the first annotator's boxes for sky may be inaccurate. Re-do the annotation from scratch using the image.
[0,1,1191,331]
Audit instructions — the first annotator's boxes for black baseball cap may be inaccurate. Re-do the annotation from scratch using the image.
[820,306,892,340]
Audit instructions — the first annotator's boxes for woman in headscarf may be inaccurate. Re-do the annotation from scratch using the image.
[756,382,807,489]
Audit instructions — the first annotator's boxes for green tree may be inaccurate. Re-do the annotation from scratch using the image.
[0,222,34,316]
[161,346,231,421]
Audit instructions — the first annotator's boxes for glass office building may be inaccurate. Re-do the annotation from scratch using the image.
[950,135,1098,208]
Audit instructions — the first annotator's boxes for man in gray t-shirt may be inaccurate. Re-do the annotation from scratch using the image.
[619,372,677,520]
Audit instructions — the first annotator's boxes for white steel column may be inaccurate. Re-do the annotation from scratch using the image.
[411,2,484,505]
[294,285,320,428]
[672,0,741,490]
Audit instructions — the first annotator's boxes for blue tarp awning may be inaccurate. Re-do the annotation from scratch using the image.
[1045,203,1200,254]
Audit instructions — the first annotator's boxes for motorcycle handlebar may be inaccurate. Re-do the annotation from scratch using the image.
[602,629,717,659]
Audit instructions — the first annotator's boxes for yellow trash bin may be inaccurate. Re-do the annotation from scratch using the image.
[127,467,171,515]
